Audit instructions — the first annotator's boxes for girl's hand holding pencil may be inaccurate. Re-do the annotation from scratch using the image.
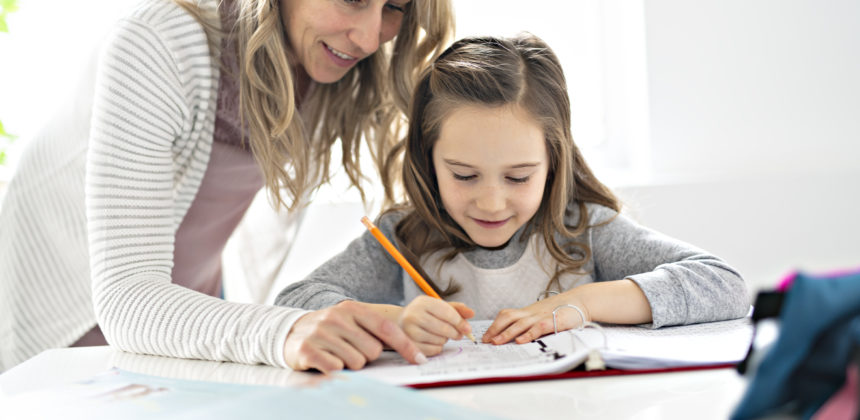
[361,216,477,355]
[399,296,475,356]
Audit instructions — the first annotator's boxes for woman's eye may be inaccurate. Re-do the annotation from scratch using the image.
[507,176,530,184]
[385,2,406,13]
[453,173,476,181]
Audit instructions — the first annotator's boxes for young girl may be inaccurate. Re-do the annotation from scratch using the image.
[275,34,750,356]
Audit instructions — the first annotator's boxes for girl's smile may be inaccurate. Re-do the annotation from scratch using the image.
[472,217,512,229]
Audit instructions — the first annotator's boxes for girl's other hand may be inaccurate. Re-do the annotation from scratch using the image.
[399,296,475,356]
[483,294,588,345]
[283,300,426,373]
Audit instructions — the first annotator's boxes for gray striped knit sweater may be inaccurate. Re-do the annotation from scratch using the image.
[0,0,307,371]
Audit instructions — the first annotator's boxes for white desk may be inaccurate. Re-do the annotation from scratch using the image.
[0,346,748,420]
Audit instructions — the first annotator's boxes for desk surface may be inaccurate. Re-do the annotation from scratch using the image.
[0,346,748,420]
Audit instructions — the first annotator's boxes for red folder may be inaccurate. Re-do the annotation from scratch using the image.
[406,363,736,389]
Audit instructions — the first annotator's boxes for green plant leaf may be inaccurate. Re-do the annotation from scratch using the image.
[0,0,19,13]
[0,0,19,33]
[0,150,7,166]
[0,119,15,140]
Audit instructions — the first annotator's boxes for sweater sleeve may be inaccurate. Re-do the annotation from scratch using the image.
[274,212,407,309]
[584,204,750,327]
[85,4,306,369]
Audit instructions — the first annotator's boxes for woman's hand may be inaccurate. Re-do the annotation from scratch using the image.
[398,296,475,356]
[483,292,588,345]
[283,300,426,373]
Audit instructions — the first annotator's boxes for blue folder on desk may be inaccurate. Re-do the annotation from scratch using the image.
[3,368,503,420]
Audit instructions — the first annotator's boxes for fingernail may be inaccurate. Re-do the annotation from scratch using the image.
[415,352,428,365]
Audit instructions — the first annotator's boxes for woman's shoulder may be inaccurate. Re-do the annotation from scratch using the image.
[111,0,217,48]
[130,0,218,22]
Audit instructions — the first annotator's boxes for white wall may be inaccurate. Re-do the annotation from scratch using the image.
[598,0,860,295]
[643,0,860,180]
[238,0,860,303]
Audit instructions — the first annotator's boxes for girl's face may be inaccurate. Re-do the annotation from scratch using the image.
[281,0,410,84]
[432,104,549,248]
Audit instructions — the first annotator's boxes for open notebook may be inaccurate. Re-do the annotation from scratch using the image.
[358,317,753,387]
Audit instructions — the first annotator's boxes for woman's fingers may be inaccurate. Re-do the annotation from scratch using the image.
[283,301,425,373]
[348,302,427,365]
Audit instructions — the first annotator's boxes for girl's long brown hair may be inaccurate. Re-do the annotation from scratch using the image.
[389,34,620,296]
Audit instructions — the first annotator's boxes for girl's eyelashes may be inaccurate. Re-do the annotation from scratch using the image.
[451,173,531,184]
[453,173,476,181]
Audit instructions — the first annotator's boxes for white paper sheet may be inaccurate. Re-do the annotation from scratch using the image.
[358,322,590,386]
[357,318,753,386]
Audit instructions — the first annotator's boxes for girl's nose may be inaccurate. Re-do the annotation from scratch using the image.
[475,184,506,213]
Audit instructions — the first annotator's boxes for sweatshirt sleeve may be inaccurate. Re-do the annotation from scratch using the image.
[86,6,306,369]
[584,204,750,327]
[274,212,406,309]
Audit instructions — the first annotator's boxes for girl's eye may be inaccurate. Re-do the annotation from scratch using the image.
[507,176,530,184]
[453,173,476,181]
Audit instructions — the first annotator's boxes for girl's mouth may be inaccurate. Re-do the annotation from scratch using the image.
[473,218,510,229]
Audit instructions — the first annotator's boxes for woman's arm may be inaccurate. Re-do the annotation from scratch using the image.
[86,5,306,368]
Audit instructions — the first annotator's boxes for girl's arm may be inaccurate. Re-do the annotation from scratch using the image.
[484,279,652,344]
[274,212,407,309]
[586,203,750,327]
[484,203,749,344]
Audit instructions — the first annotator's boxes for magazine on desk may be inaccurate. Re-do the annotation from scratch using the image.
[358,317,754,387]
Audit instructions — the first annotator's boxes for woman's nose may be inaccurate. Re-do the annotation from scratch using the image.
[348,8,382,55]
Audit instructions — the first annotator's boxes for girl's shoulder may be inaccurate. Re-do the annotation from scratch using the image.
[564,201,621,227]
[375,208,410,237]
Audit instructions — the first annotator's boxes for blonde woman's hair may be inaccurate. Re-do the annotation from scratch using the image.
[174,0,454,210]
[390,34,621,297]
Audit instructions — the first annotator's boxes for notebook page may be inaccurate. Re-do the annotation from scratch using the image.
[574,317,754,369]
[357,321,590,386]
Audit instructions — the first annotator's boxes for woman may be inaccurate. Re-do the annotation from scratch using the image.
[0,0,453,373]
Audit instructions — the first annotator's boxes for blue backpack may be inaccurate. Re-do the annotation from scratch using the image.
[732,268,860,419]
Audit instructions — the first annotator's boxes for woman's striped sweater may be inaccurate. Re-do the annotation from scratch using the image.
[0,0,307,371]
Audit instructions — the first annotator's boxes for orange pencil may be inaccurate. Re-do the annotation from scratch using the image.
[361,216,476,343]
